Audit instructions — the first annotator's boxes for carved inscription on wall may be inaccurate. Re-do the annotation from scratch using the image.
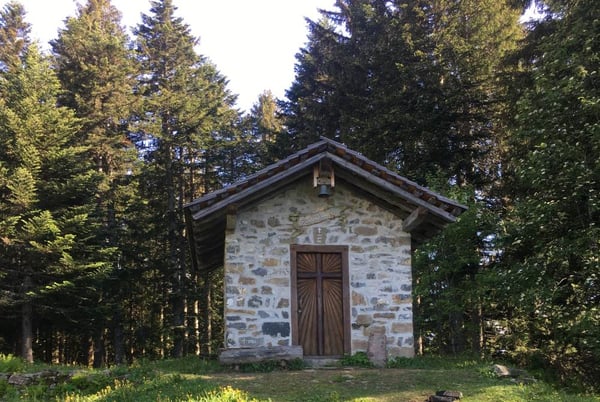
[289,207,349,239]
[313,227,328,244]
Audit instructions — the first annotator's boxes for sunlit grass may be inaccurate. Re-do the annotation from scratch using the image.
[0,354,598,401]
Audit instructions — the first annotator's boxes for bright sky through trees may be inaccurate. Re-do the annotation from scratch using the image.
[1,0,334,112]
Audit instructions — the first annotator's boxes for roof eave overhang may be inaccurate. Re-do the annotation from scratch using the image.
[184,138,468,272]
[190,151,462,225]
[326,152,459,224]
[192,152,324,222]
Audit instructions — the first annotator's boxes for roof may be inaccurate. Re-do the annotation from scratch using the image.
[184,137,467,272]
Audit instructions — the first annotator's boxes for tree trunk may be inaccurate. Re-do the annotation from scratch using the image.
[92,327,105,368]
[78,335,92,366]
[159,304,165,358]
[21,273,33,363]
[165,139,185,358]
[448,311,465,354]
[413,274,423,355]
[193,297,200,355]
[113,309,125,364]
[471,298,484,356]
[87,336,94,367]
[21,300,33,363]
[172,295,185,358]
[200,270,212,356]
[53,330,65,364]
[51,330,59,364]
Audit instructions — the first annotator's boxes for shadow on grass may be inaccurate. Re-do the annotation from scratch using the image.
[4,356,598,402]
[197,364,600,402]
[89,375,218,402]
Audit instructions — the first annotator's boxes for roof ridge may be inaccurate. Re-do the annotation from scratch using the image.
[184,138,466,213]
[185,138,468,272]
[184,139,330,209]
[319,137,465,209]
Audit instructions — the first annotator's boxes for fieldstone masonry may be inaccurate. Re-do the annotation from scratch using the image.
[223,179,415,359]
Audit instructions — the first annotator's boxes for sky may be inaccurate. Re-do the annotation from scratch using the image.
[1,0,335,112]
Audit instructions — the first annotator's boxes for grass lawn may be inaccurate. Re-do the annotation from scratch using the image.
[198,366,598,402]
[0,355,598,401]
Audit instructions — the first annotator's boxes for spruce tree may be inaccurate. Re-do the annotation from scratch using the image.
[133,0,238,357]
[50,0,138,366]
[278,16,343,158]
[412,0,524,355]
[0,1,30,73]
[238,90,284,170]
[0,44,108,363]
[500,0,600,388]
[282,0,523,185]
[281,0,524,356]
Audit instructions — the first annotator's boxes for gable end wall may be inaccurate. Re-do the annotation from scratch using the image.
[223,179,414,358]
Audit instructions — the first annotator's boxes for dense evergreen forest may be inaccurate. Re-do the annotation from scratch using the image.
[0,0,598,391]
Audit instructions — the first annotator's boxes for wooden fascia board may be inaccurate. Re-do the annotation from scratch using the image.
[191,153,325,221]
[184,207,200,271]
[327,152,458,223]
[322,139,466,213]
[184,140,329,212]
[335,172,415,216]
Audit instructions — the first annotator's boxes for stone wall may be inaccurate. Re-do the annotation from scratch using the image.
[223,178,414,358]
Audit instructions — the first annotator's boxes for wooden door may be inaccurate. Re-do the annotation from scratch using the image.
[291,245,349,356]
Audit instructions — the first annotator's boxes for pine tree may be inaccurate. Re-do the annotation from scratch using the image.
[133,0,238,357]
[282,0,523,185]
[412,0,524,355]
[429,0,523,187]
[0,44,109,363]
[240,90,284,169]
[0,1,30,73]
[281,1,437,177]
[51,0,137,176]
[278,16,343,158]
[50,0,138,366]
[282,0,524,356]
[500,0,600,388]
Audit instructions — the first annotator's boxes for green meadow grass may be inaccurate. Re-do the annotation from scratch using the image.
[0,354,598,401]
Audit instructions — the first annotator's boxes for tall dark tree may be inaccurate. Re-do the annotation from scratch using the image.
[282,0,522,187]
[0,44,108,363]
[500,0,600,389]
[277,16,342,157]
[51,0,137,175]
[429,0,523,187]
[0,1,30,73]
[282,0,524,356]
[133,0,238,357]
[50,0,138,366]
[412,0,523,355]
[413,185,498,355]
[282,0,444,182]
[214,91,284,185]
[240,90,284,169]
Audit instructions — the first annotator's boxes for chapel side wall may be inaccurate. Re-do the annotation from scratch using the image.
[223,179,415,358]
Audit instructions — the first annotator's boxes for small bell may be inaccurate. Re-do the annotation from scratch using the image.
[318,184,332,197]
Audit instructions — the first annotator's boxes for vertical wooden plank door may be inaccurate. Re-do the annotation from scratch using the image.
[292,246,348,356]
